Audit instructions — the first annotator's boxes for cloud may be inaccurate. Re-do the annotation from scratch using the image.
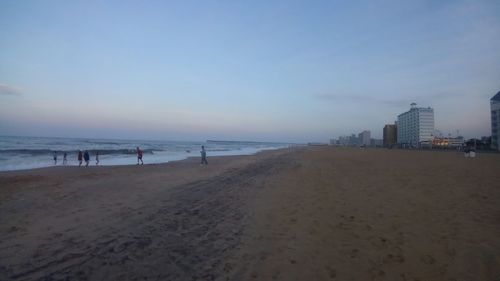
[313,93,408,107]
[0,83,22,96]
[313,91,465,108]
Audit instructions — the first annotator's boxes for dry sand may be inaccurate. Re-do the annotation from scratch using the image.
[1,147,499,281]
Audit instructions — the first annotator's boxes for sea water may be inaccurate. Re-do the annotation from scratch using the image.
[0,136,289,171]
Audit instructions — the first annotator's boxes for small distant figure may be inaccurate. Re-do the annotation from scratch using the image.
[95,151,99,165]
[83,150,90,167]
[137,147,143,165]
[63,152,67,165]
[53,152,57,165]
[200,145,208,165]
[78,150,83,166]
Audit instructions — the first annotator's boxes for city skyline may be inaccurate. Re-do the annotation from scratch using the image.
[1,1,500,142]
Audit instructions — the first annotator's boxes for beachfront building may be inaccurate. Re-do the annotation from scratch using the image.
[383,124,397,147]
[432,137,464,148]
[337,136,349,146]
[336,134,359,146]
[491,91,500,151]
[358,130,371,146]
[397,103,434,147]
[370,138,383,147]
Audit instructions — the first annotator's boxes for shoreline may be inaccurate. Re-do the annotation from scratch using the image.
[3,144,496,174]
[0,146,291,174]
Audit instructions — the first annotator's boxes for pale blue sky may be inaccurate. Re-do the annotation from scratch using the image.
[1,0,499,142]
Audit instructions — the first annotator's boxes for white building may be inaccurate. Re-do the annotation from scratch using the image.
[491,91,500,151]
[397,103,434,147]
[358,130,371,146]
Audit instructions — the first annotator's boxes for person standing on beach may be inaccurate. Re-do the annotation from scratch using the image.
[200,145,208,165]
[83,150,90,167]
[53,152,57,165]
[137,147,143,165]
[95,151,99,165]
[78,150,83,166]
[63,152,67,165]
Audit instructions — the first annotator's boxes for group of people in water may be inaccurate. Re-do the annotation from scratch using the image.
[52,146,209,167]
[53,150,97,167]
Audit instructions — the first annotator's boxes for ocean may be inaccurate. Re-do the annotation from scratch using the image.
[0,136,289,171]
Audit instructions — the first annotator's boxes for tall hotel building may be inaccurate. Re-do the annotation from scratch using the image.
[383,124,397,147]
[491,91,500,151]
[358,130,371,146]
[397,103,434,146]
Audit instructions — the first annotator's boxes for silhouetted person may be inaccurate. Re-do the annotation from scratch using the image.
[78,150,83,166]
[200,146,208,165]
[137,147,143,165]
[84,150,90,167]
[53,152,57,165]
[63,152,67,165]
[95,151,99,165]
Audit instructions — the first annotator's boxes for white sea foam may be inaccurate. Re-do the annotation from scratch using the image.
[0,136,289,171]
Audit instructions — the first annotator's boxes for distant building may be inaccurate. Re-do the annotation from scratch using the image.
[383,124,397,147]
[491,91,500,151]
[481,136,492,149]
[337,136,350,146]
[335,134,362,146]
[349,134,359,146]
[397,103,434,147]
[358,130,371,146]
[370,138,383,147]
[432,137,464,148]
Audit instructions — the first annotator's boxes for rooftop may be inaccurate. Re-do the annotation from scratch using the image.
[491,91,500,101]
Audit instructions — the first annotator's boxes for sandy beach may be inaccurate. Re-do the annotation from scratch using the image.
[1,147,500,281]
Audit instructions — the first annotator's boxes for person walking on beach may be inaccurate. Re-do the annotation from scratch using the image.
[83,150,90,167]
[136,147,143,165]
[63,152,67,165]
[78,150,83,166]
[95,151,99,166]
[200,145,208,165]
[53,152,57,165]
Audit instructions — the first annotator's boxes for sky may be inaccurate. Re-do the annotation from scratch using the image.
[1,0,499,143]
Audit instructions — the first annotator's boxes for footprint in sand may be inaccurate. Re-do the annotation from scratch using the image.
[369,268,386,279]
[350,249,359,258]
[8,226,21,233]
[446,246,456,257]
[223,263,233,273]
[420,254,436,265]
[384,253,405,264]
[325,266,337,279]
[51,232,63,239]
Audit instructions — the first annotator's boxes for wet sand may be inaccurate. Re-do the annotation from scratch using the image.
[1,147,499,280]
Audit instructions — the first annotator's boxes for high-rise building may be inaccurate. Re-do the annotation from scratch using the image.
[397,103,434,147]
[336,134,359,146]
[491,91,500,151]
[358,130,371,146]
[370,138,383,147]
[383,124,397,147]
